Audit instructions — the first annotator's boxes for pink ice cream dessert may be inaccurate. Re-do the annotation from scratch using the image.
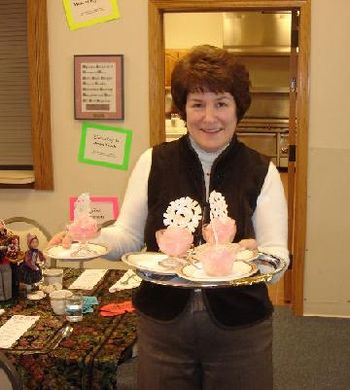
[68,215,98,243]
[156,227,193,257]
[197,243,240,276]
[202,216,237,244]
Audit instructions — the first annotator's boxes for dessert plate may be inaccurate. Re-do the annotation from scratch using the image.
[178,261,257,282]
[236,248,259,262]
[44,243,109,260]
[121,252,180,275]
[27,291,46,301]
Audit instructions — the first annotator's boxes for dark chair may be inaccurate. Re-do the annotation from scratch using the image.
[0,351,22,390]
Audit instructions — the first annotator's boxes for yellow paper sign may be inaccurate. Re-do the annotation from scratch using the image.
[63,0,120,31]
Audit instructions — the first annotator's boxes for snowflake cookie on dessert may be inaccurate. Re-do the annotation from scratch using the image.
[156,196,202,268]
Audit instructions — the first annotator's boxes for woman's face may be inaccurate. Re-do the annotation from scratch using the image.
[185,91,237,152]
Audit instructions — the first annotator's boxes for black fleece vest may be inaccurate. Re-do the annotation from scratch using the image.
[132,134,273,327]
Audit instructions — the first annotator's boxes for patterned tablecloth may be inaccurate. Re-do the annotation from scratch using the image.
[0,268,137,389]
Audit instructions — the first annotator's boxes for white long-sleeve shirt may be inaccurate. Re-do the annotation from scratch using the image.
[98,145,289,280]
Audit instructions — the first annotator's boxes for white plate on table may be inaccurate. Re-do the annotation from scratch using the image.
[44,243,109,260]
[27,291,46,300]
[121,252,180,275]
[178,261,257,283]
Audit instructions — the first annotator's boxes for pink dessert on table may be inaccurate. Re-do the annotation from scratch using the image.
[156,227,193,257]
[67,215,98,242]
[202,216,237,244]
[197,243,241,277]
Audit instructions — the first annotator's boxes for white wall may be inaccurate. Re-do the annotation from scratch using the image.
[0,1,149,237]
[304,0,350,317]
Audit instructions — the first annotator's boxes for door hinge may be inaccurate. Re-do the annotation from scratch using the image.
[289,144,296,162]
[290,77,297,93]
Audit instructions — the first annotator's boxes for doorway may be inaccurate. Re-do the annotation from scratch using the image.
[148,0,310,315]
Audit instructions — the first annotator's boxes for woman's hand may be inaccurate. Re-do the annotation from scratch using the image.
[48,231,73,249]
[238,238,257,250]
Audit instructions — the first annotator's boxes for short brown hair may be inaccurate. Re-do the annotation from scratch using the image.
[171,45,251,122]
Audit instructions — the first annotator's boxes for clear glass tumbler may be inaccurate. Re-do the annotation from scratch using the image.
[65,292,83,322]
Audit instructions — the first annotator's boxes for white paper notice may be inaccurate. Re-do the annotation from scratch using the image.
[84,127,127,165]
[69,0,115,24]
[0,315,40,348]
[90,201,117,223]
[69,269,108,290]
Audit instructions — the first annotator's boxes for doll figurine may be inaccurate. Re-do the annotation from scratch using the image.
[0,220,12,301]
[0,220,24,301]
[18,233,46,291]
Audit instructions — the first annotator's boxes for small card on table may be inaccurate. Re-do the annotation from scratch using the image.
[69,269,108,290]
[0,315,40,349]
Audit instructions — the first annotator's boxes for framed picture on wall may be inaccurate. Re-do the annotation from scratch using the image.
[74,54,124,120]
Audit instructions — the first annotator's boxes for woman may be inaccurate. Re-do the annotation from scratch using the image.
[52,45,288,389]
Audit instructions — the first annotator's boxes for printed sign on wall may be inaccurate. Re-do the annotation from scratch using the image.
[63,0,120,30]
[78,122,132,170]
[69,196,119,224]
[74,55,124,120]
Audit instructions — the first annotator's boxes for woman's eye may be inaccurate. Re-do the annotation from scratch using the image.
[217,101,228,108]
[191,103,203,108]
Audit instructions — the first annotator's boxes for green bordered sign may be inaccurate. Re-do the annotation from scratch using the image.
[78,122,132,170]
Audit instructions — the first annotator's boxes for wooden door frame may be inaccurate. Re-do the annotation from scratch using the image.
[148,0,310,316]
[28,0,53,190]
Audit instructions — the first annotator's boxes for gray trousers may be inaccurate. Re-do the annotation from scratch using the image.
[137,291,273,390]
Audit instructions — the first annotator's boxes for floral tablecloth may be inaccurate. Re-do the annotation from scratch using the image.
[0,268,137,389]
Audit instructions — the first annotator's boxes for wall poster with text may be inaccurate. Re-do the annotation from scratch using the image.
[74,55,124,120]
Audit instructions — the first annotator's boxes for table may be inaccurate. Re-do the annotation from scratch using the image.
[0,268,137,389]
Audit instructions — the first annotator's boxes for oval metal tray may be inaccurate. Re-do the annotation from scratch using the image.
[135,252,287,288]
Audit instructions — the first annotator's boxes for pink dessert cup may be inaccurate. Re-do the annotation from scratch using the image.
[197,243,240,277]
[202,217,237,245]
[156,227,193,257]
[68,215,98,243]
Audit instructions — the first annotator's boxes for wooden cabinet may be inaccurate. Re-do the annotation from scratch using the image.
[164,49,188,87]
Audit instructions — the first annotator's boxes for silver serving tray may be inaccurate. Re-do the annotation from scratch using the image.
[135,252,287,288]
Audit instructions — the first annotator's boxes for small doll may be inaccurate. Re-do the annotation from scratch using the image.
[0,220,12,301]
[6,235,23,262]
[18,233,46,291]
[0,220,24,300]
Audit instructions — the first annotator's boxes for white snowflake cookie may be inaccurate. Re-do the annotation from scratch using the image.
[163,196,202,233]
[209,191,228,220]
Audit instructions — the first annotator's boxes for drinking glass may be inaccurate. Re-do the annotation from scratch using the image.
[67,220,99,258]
[155,228,193,270]
[202,220,236,245]
[65,292,83,322]
[50,289,73,315]
[197,244,239,277]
